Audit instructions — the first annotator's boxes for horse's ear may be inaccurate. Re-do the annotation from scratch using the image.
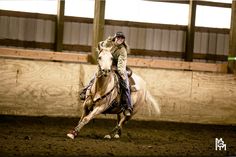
[97,42,102,55]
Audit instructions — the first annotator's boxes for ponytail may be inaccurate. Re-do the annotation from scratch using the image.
[123,41,130,54]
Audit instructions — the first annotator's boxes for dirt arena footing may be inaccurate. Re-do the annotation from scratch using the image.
[0,115,235,157]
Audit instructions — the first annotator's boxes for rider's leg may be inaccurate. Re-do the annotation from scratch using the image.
[79,74,96,100]
[119,72,132,116]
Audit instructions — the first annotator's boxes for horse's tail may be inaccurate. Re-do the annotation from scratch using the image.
[145,90,161,115]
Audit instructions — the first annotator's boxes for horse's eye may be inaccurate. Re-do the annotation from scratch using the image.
[98,56,101,60]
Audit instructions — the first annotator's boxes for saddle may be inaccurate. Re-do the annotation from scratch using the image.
[127,67,137,92]
[113,66,136,90]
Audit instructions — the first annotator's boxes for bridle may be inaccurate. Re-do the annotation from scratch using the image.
[97,47,113,78]
[90,48,119,103]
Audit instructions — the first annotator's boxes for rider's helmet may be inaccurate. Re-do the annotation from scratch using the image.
[114,32,125,39]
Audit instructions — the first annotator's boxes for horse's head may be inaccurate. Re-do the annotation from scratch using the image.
[97,47,113,77]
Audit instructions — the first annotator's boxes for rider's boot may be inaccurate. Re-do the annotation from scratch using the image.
[79,76,96,100]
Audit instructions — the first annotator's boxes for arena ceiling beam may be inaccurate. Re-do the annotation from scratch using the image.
[55,0,65,52]
[91,0,106,64]
[185,0,196,62]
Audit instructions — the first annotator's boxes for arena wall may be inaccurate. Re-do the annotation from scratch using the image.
[0,57,235,125]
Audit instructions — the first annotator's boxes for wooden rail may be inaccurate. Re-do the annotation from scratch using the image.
[0,47,88,63]
[0,48,227,73]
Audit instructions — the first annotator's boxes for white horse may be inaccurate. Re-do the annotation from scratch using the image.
[67,47,160,139]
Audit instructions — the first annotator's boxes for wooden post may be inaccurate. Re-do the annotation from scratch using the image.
[91,0,106,64]
[185,0,196,62]
[55,0,65,52]
[228,1,236,74]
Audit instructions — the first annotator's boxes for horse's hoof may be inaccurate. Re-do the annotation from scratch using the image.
[114,134,120,139]
[67,129,78,139]
[104,135,111,139]
[67,133,75,139]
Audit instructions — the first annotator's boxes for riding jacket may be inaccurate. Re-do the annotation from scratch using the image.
[98,36,129,80]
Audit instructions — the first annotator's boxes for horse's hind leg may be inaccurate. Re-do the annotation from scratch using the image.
[117,115,131,135]
[104,114,131,139]
[114,115,131,138]
[116,114,122,127]
[104,114,121,139]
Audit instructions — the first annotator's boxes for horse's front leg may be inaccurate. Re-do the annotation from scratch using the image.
[78,105,90,124]
[67,106,105,139]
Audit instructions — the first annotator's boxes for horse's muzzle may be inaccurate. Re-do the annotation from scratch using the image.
[102,69,111,76]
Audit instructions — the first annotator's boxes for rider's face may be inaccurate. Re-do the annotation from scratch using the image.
[115,37,125,45]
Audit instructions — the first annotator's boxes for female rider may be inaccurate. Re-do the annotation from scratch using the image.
[80,32,132,116]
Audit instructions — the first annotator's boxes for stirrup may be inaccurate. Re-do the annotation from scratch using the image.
[80,92,86,100]
[79,89,87,100]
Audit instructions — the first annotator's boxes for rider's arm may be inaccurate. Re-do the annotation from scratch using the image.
[102,36,114,47]
[96,36,114,53]
[117,47,127,80]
